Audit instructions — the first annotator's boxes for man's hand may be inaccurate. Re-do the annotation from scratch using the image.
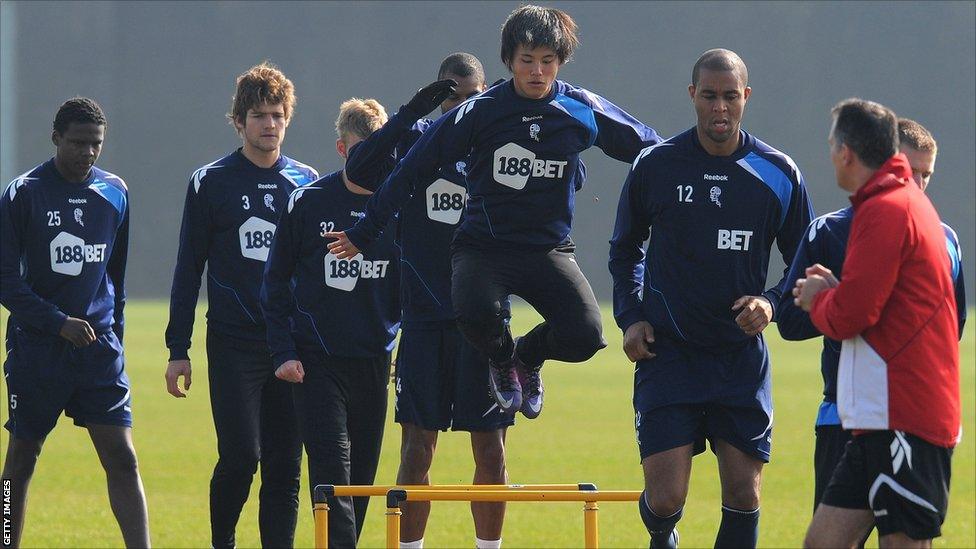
[165,360,192,398]
[276,360,305,383]
[623,321,656,362]
[732,295,773,336]
[59,316,96,347]
[804,264,839,288]
[794,274,832,312]
[405,79,458,118]
[324,231,360,259]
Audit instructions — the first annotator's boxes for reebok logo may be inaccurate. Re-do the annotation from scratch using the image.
[522,115,543,122]
[704,174,728,181]
[257,183,278,189]
[68,198,88,204]
[350,210,365,218]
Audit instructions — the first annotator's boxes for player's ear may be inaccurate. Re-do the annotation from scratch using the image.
[51,130,61,147]
[336,138,346,159]
[688,84,696,100]
[743,86,752,101]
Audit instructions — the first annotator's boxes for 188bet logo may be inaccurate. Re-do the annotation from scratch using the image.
[493,142,568,190]
[324,252,390,292]
[49,231,107,276]
[238,216,276,261]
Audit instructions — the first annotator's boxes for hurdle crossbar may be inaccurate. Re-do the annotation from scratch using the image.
[384,489,642,549]
[311,483,599,549]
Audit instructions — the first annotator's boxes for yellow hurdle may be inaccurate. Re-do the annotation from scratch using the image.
[384,489,642,549]
[312,483,598,548]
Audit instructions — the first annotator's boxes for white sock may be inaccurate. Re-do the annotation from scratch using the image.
[475,537,502,549]
[400,539,424,549]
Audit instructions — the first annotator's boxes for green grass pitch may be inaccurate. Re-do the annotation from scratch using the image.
[2,302,973,547]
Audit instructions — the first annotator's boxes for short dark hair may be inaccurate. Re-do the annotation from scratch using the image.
[898,118,937,153]
[500,5,579,69]
[53,97,106,134]
[438,52,485,84]
[830,98,899,169]
[692,49,748,87]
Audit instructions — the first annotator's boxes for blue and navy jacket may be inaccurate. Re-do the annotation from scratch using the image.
[610,128,814,348]
[776,206,966,426]
[165,150,318,360]
[344,104,576,325]
[344,79,660,251]
[260,171,400,366]
[1,159,129,341]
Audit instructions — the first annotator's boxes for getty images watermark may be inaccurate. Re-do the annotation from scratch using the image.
[3,478,11,547]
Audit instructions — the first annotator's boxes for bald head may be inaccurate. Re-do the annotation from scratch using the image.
[692,49,748,87]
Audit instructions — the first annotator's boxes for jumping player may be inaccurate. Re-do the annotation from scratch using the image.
[164,63,317,548]
[261,98,400,547]
[342,53,519,549]
[1,98,150,548]
[326,5,661,421]
[609,50,813,548]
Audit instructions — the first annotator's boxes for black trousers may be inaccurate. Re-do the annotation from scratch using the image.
[451,244,607,365]
[293,350,391,547]
[207,331,303,549]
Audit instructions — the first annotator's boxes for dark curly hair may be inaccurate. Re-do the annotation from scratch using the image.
[53,97,107,134]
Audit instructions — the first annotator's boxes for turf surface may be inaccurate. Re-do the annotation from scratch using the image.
[1,302,973,548]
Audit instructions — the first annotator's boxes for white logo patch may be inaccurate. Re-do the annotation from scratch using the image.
[493,142,567,190]
[455,161,468,176]
[50,231,107,276]
[710,186,723,207]
[529,123,541,142]
[426,179,465,225]
[264,193,275,212]
[238,216,276,261]
[325,252,390,292]
[74,208,84,226]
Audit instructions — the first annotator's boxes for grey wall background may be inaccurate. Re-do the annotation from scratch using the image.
[2,1,973,303]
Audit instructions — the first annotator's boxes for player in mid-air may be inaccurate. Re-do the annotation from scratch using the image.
[342,53,521,549]
[609,49,813,548]
[261,98,400,546]
[164,63,318,548]
[326,5,661,420]
[796,99,960,549]
[777,117,965,516]
[1,97,150,548]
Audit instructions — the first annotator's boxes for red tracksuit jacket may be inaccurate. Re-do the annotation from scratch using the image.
[810,154,960,448]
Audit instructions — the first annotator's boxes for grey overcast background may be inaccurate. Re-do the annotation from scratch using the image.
[1,1,973,303]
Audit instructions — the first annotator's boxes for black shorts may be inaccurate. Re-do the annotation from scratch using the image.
[821,430,952,540]
[813,424,851,510]
[394,324,515,432]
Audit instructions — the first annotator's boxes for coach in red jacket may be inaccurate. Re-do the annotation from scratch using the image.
[795,98,960,549]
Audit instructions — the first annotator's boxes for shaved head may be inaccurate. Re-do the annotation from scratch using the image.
[692,48,748,87]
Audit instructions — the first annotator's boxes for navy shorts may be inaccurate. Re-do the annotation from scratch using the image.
[633,334,772,462]
[394,324,515,432]
[4,326,131,440]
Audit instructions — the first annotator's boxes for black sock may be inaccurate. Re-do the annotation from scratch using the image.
[638,491,681,548]
[714,505,759,549]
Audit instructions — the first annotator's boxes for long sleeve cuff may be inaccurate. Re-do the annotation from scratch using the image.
[168,346,190,362]
[615,308,646,332]
[273,350,300,369]
[761,290,779,320]
[43,310,69,336]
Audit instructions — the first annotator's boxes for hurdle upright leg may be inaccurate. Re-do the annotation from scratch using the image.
[583,500,599,548]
